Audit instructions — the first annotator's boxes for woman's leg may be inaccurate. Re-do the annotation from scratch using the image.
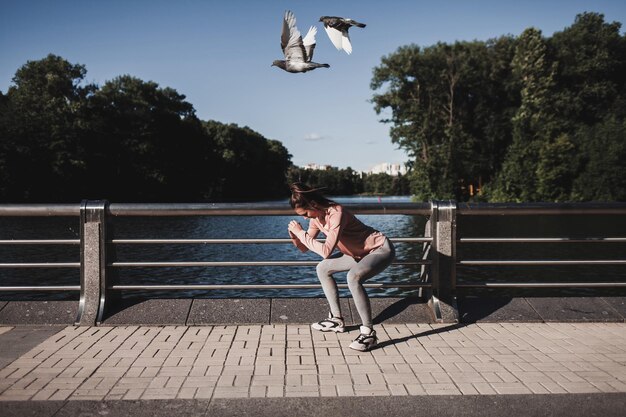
[346,239,395,328]
[316,253,358,317]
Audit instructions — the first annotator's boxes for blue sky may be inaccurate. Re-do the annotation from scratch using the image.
[1,1,625,172]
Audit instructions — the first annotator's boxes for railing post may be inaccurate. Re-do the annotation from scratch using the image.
[429,200,459,323]
[77,200,108,325]
[419,202,435,299]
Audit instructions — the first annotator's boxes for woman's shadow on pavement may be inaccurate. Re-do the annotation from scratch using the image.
[371,296,516,350]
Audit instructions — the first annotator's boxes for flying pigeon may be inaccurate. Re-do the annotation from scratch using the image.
[272,10,330,73]
[319,16,366,55]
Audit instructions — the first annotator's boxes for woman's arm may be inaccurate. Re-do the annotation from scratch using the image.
[291,209,342,258]
[288,221,320,253]
[289,230,308,252]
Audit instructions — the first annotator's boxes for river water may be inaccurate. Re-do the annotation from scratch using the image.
[1,196,625,300]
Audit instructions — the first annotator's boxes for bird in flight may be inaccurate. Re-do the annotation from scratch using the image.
[272,10,330,73]
[319,16,366,55]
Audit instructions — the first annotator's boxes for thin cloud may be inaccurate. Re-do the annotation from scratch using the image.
[304,133,328,141]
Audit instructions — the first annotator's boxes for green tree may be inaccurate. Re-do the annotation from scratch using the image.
[362,173,410,195]
[287,166,363,195]
[203,121,292,200]
[0,55,294,202]
[490,28,557,202]
[550,12,625,127]
[571,116,626,201]
[85,75,211,201]
[371,38,517,201]
[371,13,626,202]
[0,54,94,201]
[536,134,579,201]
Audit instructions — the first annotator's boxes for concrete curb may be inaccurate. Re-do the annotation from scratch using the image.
[0,297,624,326]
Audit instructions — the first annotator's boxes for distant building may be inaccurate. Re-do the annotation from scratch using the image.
[302,163,331,171]
[368,163,407,176]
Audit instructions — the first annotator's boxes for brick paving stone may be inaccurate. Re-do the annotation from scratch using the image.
[405,383,426,395]
[348,364,381,374]
[1,322,626,401]
[182,376,218,388]
[457,383,479,395]
[285,385,319,394]
[558,381,602,393]
[523,382,551,394]
[176,387,197,399]
[510,371,554,383]
[431,372,454,384]
[491,382,533,394]
[447,372,486,384]
[352,374,369,385]
[286,364,317,374]
[234,374,252,387]
[116,377,152,389]
[353,384,391,396]
[472,382,498,395]
[195,386,215,399]
[141,387,179,399]
[416,373,436,384]
[333,364,350,374]
[320,385,338,396]
[576,371,616,382]
[590,381,620,392]
[383,373,418,385]
[422,383,461,395]
[251,375,285,386]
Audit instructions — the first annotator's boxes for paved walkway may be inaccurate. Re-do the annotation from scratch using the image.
[1,322,625,402]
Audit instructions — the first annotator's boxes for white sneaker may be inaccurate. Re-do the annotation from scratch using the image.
[311,313,345,333]
[349,326,378,351]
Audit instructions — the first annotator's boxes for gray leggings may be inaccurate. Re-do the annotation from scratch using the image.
[316,238,395,328]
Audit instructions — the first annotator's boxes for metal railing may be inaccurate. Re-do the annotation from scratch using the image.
[1,200,626,325]
[0,204,81,292]
[0,201,435,325]
[455,202,626,290]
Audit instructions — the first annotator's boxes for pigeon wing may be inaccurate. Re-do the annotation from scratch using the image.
[341,31,352,55]
[323,25,352,54]
[323,25,344,51]
[302,26,317,61]
[281,10,306,62]
[280,11,293,52]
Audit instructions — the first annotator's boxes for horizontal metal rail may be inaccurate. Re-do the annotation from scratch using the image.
[457,202,626,215]
[457,282,626,288]
[460,237,626,243]
[0,262,81,268]
[110,260,429,268]
[110,283,431,290]
[459,260,626,265]
[2,201,625,217]
[110,237,431,245]
[0,285,81,291]
[106,202,433,216]
[0,239,80,245]
[0,204,80,216]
